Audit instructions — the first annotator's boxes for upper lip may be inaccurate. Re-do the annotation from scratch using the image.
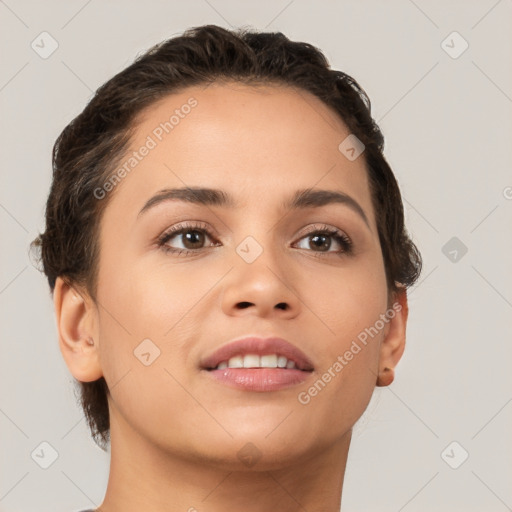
[200,336,315,371]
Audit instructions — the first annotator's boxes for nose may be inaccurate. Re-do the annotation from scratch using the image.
[220,241,300,319]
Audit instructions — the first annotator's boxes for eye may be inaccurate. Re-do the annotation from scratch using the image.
[157,222,353,257]
[157,221,219,256]
[293,224,353,256]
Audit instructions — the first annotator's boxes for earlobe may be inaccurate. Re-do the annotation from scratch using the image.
[53,277,103,382]
[376,287,409,387]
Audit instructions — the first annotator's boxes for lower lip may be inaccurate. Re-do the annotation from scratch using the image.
[203,367,312,391]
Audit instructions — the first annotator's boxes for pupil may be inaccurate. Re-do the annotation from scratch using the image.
[311,234,330,251]
[184,230,204,248]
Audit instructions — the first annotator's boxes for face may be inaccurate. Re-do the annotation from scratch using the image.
[86,82,399,468]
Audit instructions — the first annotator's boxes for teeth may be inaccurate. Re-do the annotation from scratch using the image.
[277,355,288,368]
[243,354,260,368]
[214,354,297,370]
[260,354,278,368]
[228,355,244,368]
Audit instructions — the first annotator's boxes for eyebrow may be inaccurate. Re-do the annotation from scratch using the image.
[137,186,370,228]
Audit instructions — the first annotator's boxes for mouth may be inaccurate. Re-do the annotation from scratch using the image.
[205,353,308,371]
[200,336,314,392]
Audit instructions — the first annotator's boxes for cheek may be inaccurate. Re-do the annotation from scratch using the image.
[303,251,388,350]
[94,255,210,386]
[294,294,388,445]
[97,252,198,337]
[297,252,388,405]
[93,264,197,438]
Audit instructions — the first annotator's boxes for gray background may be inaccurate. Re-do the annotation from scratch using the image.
[1,1,511,511]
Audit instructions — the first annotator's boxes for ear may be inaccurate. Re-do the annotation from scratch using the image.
[54,276,103,382]
[375,287,409,387]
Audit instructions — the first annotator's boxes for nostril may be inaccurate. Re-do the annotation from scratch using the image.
[235,302,288,310]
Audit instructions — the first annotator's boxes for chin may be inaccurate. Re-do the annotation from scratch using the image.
[197,440,318,472]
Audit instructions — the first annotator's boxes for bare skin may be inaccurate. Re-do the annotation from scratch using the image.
[54,81,408,512]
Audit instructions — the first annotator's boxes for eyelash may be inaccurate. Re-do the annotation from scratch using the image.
[156,221,353,257]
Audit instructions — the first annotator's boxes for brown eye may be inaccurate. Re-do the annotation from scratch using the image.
[306,233,332,252]
[294,226,353,255]
[157,221,221,256]
[177,229,206,249]
[159,227,215,252]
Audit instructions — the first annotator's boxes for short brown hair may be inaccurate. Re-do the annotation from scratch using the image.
[31,24,422,450]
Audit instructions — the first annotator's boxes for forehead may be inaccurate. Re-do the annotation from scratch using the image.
[105,81,374,225]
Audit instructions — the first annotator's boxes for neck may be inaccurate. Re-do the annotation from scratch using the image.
[98,409,351,512]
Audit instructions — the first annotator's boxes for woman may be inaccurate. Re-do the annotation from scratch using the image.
[32,24,422,512]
